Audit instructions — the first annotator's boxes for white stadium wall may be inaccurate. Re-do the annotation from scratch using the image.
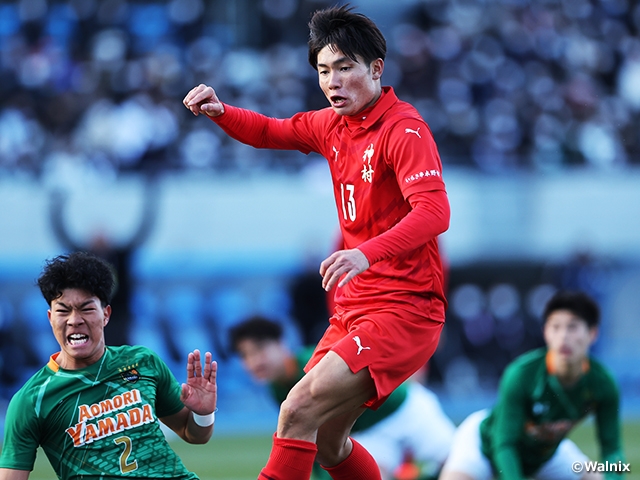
[1,166,640,272]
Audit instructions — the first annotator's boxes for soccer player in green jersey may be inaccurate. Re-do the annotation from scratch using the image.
[230,316,455,480]
[0,252,218,480]
[439,291,626,480]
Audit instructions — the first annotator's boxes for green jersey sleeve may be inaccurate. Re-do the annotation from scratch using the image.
[148,348,185,418]
[591,362,626,479]
[0,381,42,471]
[488,360,531,480]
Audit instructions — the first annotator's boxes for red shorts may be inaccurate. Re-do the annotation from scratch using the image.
[304,304,443,410]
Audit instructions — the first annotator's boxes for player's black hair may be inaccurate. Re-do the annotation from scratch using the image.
[37,251,117,307]
[542,290,600,329]
[228,316,284,353]
[308,4,387,70]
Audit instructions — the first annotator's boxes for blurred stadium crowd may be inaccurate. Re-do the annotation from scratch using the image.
[1,0,640,180]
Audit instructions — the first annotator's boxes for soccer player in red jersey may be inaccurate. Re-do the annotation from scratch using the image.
[184,5,450,480]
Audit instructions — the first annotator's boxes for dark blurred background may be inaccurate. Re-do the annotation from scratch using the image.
[1,0,640,431]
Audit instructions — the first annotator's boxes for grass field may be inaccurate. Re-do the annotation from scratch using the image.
[16,420,640,479]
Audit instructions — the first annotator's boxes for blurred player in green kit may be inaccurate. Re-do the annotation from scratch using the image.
[439,291,626,480]
[0,252,218,480]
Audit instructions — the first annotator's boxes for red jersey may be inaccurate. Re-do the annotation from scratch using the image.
[212,87,448,320]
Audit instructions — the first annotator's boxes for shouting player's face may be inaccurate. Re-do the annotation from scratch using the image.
[236,338,289,382]
[544,309,597,370]
[317,45,384,117]
[48,288,111,370]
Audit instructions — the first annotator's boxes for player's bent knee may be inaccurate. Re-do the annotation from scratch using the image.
[278,390,319,433]
[279,396,306,424]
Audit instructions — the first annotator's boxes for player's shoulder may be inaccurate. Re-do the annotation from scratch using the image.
[7,365,53,409]
[107,344,160,365]
[386,100,426,125]
[586,356,619,387]
[382,100,432,139]
[495,350,547,398]
[301,106,341,129]
[502,348,547,380]
[108,344,154,356]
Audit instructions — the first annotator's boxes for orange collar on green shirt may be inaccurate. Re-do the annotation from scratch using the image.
[47,352,62,372]
[545,350,590,376]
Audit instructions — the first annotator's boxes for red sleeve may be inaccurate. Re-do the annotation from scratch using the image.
[357,190,450,265]
[386,119,445,199]
[210,105,318,154]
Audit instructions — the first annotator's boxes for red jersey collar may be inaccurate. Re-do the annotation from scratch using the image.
[343,86,398,130]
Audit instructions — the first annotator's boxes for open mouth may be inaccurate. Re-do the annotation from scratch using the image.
[559,346,572,356]
[330,96,347,108]
[68,333,89,346]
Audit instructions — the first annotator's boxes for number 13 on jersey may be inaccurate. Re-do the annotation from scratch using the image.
[340,183,356,221]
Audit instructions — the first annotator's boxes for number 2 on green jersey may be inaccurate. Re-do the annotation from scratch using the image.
[114,436,138,474]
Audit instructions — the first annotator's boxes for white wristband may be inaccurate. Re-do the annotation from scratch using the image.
[192,409,216,427]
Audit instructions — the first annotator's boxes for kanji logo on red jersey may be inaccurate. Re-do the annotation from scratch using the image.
[362,143,375,183]
[404,169,441,184]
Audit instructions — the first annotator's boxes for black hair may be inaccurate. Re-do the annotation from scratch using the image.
[37,251,117,307]
[228,316,284,353]
[308,4,387,70]
[543,290,600,329]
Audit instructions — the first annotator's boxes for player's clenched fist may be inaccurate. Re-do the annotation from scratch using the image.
[183,84,225,117]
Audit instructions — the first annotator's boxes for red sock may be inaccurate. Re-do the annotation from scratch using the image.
[258,433,318,480]
[321,438,381,480]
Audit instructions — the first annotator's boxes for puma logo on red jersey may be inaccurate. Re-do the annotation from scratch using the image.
[405,127,421,138]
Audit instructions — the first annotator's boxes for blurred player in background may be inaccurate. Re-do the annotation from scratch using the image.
[439,291,626,480]
[184,4,449,479]
[48,178,160,347]
[230,316,456,480]
[0,252,218,480]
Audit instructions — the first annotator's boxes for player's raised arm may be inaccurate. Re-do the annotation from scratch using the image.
[161,349,218,444]
[183,84,225,117]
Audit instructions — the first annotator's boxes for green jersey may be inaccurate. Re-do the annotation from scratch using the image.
[269,347,408,433]
[480,348,625,480]
[0,345,199,480]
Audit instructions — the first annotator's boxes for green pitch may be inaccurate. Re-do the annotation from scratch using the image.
[15,420,640,479]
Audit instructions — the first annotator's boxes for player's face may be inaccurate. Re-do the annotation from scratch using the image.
[543,309,597,367]
[236,338,288,382]
[317,45,384,117]
[48,288,110,370]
